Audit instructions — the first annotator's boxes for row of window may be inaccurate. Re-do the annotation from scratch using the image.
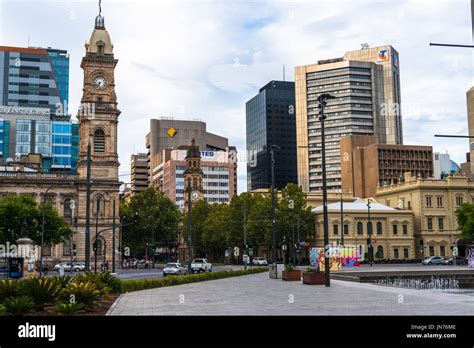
[425,195,465,207]
[306,67,371,79]
[331,222,409,235]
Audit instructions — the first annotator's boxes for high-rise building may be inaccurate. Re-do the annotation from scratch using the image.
[466,87,474,179]
[0,105,78,172]
[295,45,402,192]
[145,118,236,191]
[433,152,460,179]
[340,135,433,198]
[0,46,69,114]
[130,153,149,195]
[246,80,297,191]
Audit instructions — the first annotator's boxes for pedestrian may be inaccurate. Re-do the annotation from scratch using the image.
[105,261,109,272]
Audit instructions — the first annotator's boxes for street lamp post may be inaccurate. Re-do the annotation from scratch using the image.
[187,179,193,274]
[85,143,92,272]
[317,93,335,287]
[40,187,52,277]
[93,193,106,273]
[69,199,75,273]
[367,199,372,267]
[269,145,280,267]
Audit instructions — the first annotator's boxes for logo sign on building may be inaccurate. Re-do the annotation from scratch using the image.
[376,49,389,62]
[0,105,50,116]
[167,127,177,137]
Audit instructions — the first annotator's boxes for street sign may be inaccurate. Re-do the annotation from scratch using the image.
[243,255,249,263]
[282,244,287,251]
[225,249,229,257]
[233,246,240,257]
[248,248,253,256]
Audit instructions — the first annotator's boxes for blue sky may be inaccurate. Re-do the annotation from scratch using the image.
[1,0,473,192]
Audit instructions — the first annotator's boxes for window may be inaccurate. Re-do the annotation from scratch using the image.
[392,224,398,235]
[376,245,384,258]
[376,222,383,235]
[93,129,105,153]
[429,246,435,256]
[403,248,409,259]
[427,218,433,230]
[436,196,443,207]
[357,222,363,235]
[333,224,339,235]
[394,248,399,259]
[343,224,349,235]
[438,217,444,230]
[455,195,463,206]
[440,245,445,257]
[426,196,432,207]
[402,224,408,235]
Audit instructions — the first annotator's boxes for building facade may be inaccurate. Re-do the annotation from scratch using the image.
[246,80,297,191]
[313,199,415,261]
[295,45,402,192]
[340,135,433,198]
[433,152,461,179]
[130,153,149,195]
[0,105,79,172]
[0,46,69,114]
[375,173,471,259]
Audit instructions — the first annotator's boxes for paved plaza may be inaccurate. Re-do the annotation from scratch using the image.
[107,270,474,316]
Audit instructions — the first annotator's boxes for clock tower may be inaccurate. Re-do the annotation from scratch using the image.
[75,6,121,267]
[183,139,204,206]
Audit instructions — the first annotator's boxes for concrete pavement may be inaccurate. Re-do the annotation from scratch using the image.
[107,271,474,315]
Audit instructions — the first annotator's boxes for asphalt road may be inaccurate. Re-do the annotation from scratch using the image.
[114,265,245,280]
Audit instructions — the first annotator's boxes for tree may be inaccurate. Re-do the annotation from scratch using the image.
[0,194,72,246]
[202,203,230,261]
[120,187,180,257]
[455,202,474,243]
[183,199,211,258]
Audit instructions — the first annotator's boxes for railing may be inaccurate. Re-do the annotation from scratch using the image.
[0,171,77,179]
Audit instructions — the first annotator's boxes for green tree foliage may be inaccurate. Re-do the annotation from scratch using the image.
[0,194,71,246]
[120,187,180,256]
[455,202,474,243]
[183,200,211,257]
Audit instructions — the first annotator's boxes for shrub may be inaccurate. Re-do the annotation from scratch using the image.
[72,272,115,295]
[54,302,85,316]
[120,267,268,293]
[19,277,61,309]
[2,296,35,316]
[0,304,5,314]
[62,281,102,308]
[0,280,20,301]
[284,263,295,272]
[50,275,73,289]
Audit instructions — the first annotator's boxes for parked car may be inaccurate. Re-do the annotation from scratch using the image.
[190,258,212,273]
[54,262,85,272]
[422,256,444,265]
[252,257,268,266]
[163,263,187,276]
[443,256,467,265]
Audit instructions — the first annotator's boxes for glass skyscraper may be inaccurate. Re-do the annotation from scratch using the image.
[246,80,297,190]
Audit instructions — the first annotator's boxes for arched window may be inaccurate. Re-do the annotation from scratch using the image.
[193,178,197,188]
[376,222,383,235]
[63,198,72,219]
[93,194,105,217]
[377,245,384,258]
[357,222,363,235]
[93,129,106,153]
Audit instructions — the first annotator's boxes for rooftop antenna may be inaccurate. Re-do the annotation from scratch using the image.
[283,64,286,82]
[99,0,102,16]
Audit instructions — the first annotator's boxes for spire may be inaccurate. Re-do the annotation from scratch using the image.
[95,0,105,29]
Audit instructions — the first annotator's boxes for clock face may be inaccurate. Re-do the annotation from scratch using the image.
[192,191,200,200]
[93,76,107,90]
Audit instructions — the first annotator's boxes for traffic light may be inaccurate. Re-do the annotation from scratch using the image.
[133,212,139,224]
[93,240,98,252]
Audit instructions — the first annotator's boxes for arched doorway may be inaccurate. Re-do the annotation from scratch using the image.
[457,239,467,257]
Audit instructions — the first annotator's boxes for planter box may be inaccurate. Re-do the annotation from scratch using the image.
[282,270,301,281]
[303,272,325,285]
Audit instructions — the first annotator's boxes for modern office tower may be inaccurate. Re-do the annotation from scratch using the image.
[295,45,402,192]
[0,105,78,172]
[466,87,474,179]
[246,80,297,191]
[433,152,461,179]
[340,135,433,198]
[153,148,237,208]
[0,46,69,114]
[145,118,236,189]
[130,153,149,195]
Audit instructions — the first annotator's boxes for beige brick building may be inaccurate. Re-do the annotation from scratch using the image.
[375,173,472,259]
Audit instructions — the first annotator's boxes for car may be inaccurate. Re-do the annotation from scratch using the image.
[252,257,268,266]
[443,256,467,265]
[163,263,187,276]
[190,258,212,273]
[54,262,85,272]
[422,256,444,265]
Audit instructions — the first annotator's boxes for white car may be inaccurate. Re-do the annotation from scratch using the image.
[54,262,85,272]
[190,258,212,273]
[163,263,187,276]
[252,257,268,266]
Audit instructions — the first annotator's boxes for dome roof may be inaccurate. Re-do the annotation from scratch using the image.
[85,16,113,55]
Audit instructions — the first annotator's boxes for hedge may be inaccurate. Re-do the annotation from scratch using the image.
[119,267,268,293]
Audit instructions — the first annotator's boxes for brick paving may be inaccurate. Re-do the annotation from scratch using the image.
[107,272,474,315]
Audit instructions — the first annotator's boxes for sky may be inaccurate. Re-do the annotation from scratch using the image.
[0,0,473,192]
